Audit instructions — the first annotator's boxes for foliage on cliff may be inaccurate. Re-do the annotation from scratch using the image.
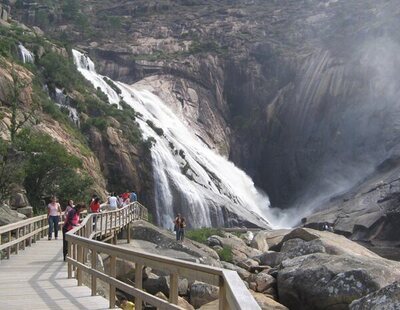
[0,19,149,210]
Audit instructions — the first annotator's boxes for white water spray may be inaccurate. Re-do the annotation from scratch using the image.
[72,49,274,229]
[18,43,34,64]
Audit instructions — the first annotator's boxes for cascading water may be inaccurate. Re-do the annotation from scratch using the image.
[54,88,80,127]
[72,49,273,229]
[18,43,34,64]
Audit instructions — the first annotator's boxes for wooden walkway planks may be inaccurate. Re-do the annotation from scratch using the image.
[0,239,112,310]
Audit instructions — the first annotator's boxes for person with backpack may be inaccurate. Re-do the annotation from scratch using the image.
[62,203,86,261]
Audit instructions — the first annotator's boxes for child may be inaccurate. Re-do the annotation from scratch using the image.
[120,296,135,310]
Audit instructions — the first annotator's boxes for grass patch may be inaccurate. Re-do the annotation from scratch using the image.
[186,227,224,244]
[217,245,233,263]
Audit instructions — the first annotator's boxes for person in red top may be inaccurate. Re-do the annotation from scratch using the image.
[121,191,130,202]
[62,203,86,261]
[90,197,101,229]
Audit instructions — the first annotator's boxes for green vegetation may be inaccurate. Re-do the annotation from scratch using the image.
[16,129,92,210]
[103,77,121,95]
[186,227,225,244]
[38,51,86,91]
[217,245,233,263]
[146,120,164,136]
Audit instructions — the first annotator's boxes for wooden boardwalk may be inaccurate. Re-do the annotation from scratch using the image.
[0,238,111,310]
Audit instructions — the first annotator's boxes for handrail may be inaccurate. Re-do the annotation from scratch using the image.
[66,202,261,310]
[0,202,260,309]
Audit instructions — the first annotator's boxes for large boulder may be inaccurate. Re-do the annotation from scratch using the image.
[260,238,327,267]
[220,261,251,280]
[251,292,289,310]
[277,253,400,310]
[0,204,26,226]
[16,206,33,218]
[209,233,262,263]
[251,231,270,252]
[278,228,380,258]
[155,292,194,310]
[9,192,29,209]
[350,281,400,310]
[189,281,219,308]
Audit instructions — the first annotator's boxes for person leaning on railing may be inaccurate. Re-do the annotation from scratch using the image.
[62,203,86,262]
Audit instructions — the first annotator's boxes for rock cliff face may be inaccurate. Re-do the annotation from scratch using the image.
[8,1,400,233]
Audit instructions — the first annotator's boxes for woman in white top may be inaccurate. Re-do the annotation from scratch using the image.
[48,197,62,240]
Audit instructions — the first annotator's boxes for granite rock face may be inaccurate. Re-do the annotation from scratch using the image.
[350,281,400,310]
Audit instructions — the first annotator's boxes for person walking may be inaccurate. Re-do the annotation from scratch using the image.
[47,197,62,240]
[62,203,86,261]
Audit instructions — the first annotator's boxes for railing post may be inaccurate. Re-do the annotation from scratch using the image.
[219,277,227,310]
[169,273,179,305]
[28,223,32,246]
[127,222,131,244]
[100,213,103,237]
[77,244,83,286]
[91,249,97,296]
[109,255,116,309]
[135,263,143,310]
[22,226,26,250]
[15,229,19,254]
[68,240,73,279]
[7,231,11,259]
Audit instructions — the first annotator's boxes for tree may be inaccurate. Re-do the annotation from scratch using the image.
[0,64,37,201]
[16,129,92,211]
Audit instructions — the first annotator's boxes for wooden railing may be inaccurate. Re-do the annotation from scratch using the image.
[0,202,260,309]
[0,214,49,259]
[67,202,260,310]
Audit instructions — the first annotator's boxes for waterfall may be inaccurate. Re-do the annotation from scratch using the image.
[18,43,34,64]
[72,49,272,229]
[54,88,80,127]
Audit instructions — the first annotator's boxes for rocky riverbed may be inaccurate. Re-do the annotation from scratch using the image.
[110,221,400,309]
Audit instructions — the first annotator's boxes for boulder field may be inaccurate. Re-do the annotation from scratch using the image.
[112,222,400,309]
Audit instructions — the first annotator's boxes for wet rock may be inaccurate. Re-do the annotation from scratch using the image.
[350,281,400,310]
[277,253,400,310]
[189,281,219,308]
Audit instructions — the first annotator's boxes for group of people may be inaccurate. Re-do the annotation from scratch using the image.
[106,190,137,211]
[45,190,138,262]
[174,213,186,242]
